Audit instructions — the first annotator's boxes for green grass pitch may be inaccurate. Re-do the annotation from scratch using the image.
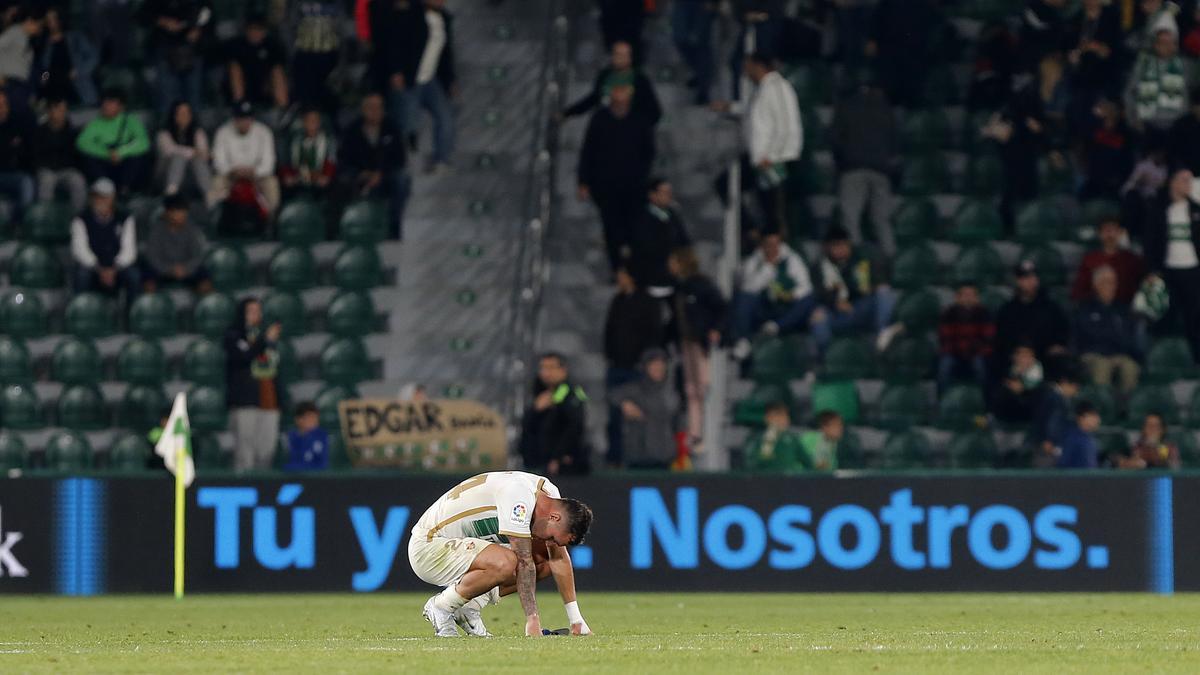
[2,593,1198,673]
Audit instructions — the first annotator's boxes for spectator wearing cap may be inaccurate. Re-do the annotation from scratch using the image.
[608,348,680,470]
[810,226,900,352]
[832,79,897,256]
[224,13,289,111]
[279,107,337,198]
[140,0,209,117]
[142,194,211,295]
[1126,27,1190,134]
[562,40,662,126]
[75,88,151,193]
[730,232,818,360]
[32,97,87,213]
[70,178,139,300]
[937,281,994,393]
[340,91,409,239]
[0,90,33,223]
[604,267,666,466]
[1070,217,1145,304]
[155,100,212,198]
[1144,167,1200,361]
[1074,265,1142,394]
[208,100,280,221]
[0,6,44,119]
[627,178,691,298]
[992,260,1071,381]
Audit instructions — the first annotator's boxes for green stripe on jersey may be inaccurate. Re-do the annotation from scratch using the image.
[463,517,509,543]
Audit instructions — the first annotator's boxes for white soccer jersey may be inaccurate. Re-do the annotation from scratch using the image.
[413,471,561,544]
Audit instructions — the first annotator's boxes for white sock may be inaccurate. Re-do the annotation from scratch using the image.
[471,586,500,608]
[433,586,468,613]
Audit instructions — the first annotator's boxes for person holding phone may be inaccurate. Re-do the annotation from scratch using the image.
[225,297,283,472]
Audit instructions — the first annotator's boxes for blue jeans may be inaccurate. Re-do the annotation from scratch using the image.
[732,291,819,341]
[364,170,411,239]
[74,264,141,302]
[938,354,988,393]
[605,366,641,466]
[672,2,714,103]
[389,80,455,164]
[155,55,203,118]
[0,171,34,222]
[810,288,898,349]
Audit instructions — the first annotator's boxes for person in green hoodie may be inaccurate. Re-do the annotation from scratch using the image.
[75,88,151,194]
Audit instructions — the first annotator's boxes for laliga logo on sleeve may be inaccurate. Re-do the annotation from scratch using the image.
[512,503,529,526]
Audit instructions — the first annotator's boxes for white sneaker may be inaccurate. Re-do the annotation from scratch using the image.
[732,338,752,361]
[422,596,461,637]
[454,602,492,637]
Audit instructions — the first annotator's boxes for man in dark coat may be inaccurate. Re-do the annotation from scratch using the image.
[520,353,590,476]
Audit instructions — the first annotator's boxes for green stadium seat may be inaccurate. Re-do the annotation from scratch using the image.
[0,290,46,338]
[192,292,237,339]
[120,384,168,431]
[269,245,317,292]
[937,385,987,430]
[901,109,952,152]
[1014,200,1066,244]
[951,243,1005,286]
[193,432,230,470]
[788,158,835,195]
[338,201,387,245]
[315,384,358,433]
[733,383,792,428]
[326,291,376,338]
[117,338,167,386]
[64,292,116,337]
[882,430,933,469]
[876,383,927,430]
[800,104,827,152]
[894,290,941,332]
[181,338,226,386]
[890,243,941,290]
[810,379,860,424]
[749,335,810,385]
[1077,384,1117,424]
[277,199,325,246]
[951,201,1004,244]
[204,244,250,292]
[320,338,370,386]
[333,245,383,290]
[57,383,108,431]
[1125,385,1179,428]
[262,290,307,337]
[823,337,876,380]
[783,62,832,106]
[949,431,998,469]
[1144,337,1197,383]
[51,337,102,385]
[1095,429,1129,460]
[45,431,91,471]
[891,198,939,245]
[981,287,1010,314]
[0,430,25,470]
[1018,245,1066,286]
[277,339,301,385]
[965,154,1004,198]
[899,154,950,196]
[187,386,228,432]
[0,384,40,429]
[0,336,32,384]
[129,293,177,339]
[9,243,63,288]
[1177,431,1200,467]
[880,335,935,383]
[836,429,867,469]
[1038,157,1074,195]
[24,201,73,243]
[108,433,151,471]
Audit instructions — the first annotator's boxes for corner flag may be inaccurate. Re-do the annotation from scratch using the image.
[154,392,194,599]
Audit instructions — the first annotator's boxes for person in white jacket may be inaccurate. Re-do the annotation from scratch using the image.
[730,232,823,360]
[70,177,140,301]
[206,100,280,216]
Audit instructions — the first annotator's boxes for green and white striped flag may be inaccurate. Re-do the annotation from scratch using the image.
[154,392,195,487]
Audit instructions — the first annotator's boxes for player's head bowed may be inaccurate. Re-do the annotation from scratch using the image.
[536,497,594,546]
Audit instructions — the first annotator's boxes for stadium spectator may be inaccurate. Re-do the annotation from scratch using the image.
[1125,28,1190,135]
[562,40,662,126]
[32,97,86,212]
[1056,400,1101,469]
[208,100,280,225]
[225,297,282,473]
[832,79,897,255]
[287,0,344,114]
[730,232,818,360]
[1134,0,1180,54]
[519,352,590,476]
[0,90,33,222]
[1078,99,1136,201]
[833,0,874,66]
[809,226,900,352]
[744,401,806,472]
[1021,0,1072,70]
[141,194,211,295]
[668,247,726,455]
[1028,366,1081,464]
[340,91,409,239]
[967,21,1019,111]
[34,6,98,106]
[992,260,1071,378]
[627,178,691,298]
[279,107,337,198]
[728,1,784,97]
[1118,412,1183,469]
[992,343,1044,425]
[1168,88,1200,174]
[1065,0,1123,105]
[224,13,289,111]
[87,0,136,69]
[604,267,666,466]
[140,0,210,117]
[284,401,330,471]
[155,100,212,198]
[937,281,995,393]
[866,0,947,107]
[75,88,151,194]
[0,6,43,118]
[1120,143,1169,237]
[671,0,716,105]
[578,79,656,272]
[1070,217,1145,304]
[70,178,139,299]
[608,348,679,470]
[1144,167,1200,361]
[801,409,842,471]
[381,0,455,171]
[1074,265,1142,394]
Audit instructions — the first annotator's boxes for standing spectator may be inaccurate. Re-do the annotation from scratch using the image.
[32,97,86,212]
[608,348,679,470]
[728,1,784,97]
[1028,367,1081,463]
[937,281,995,393]
[866,0,946,107]
[141,194,211,295]
[340,91,409,239]
[832,80,897,255]
[288,0,344,113]
[1070,217,1145,304]
[1074,265,1142,394]
[1119,412,1183,468]
[1065,0,1123,108]
[225,13,289,111]
[1143,167,1200,361]
[75,88,151,194]
[0,90,33,222]
[1057,401,1102,468]
[155,100,211,198]
[577,79,656,272]
[208,100,280,223]
[87,0,136,69]
[1120,143,1169,237]
[367,0,420,137]
[992,260,1072,379]
[730,232,818,360]
[519,353,590,476]
[390,0,456,171]
[0,6,43,119]
[671,0,716,105]
[140,0,210,117]
[33,6,98,106]
[1078,99,1136,201]
[1169,88,1200,174]
[70,178,139,299]
[562,40,662,126]
[597,0,644,60]
[668,247,726,455]
[225,297,282,473]
[280,107,337,198]
[809,226,900,351]
[628,178,691,298]
[604,268,666,466]
[284,401,330,471]
[1126,28,1190,136]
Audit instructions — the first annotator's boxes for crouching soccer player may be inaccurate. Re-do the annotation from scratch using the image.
[408,471,595,637]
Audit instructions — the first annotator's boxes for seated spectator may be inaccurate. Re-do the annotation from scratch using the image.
[1070,217,1145,304]
[731,232,818,359]
[608,348,679,470]
[1028,366,1080,465]
[801,409,843,471]
[1057,401,1101,469]
[627,178,690,298]
[0,6,44,119]
[284,401,330,471]
[0,90,33,222]
[519,352,590,476]
[75,88,151,194]
[225,297,282,473]
[746,405,841,472]
[992,343,1045,424]
[1078,99,1135,202]
[1125,28,1190,135]
[288,0,344,114]
[340,92,409,239]
[1144,167,1200,361]
[1118,412,1183,469]
[225,13,289,111]
[810,227,899,351]
[142,194,211,295]
[992,260,1071,381]
[1075,265,1142,394]
[562,40,662,126]
[279,107,337,197]
[832,80,896,255]
[32,96,87,212]
[140,0,208,117]
[604,267,666,467]
[668,247,726,455]
[70,178,139,299]
[34,6,99,107]
[937,281,994,393]
[208,100,280,226]
[155,100,212,198]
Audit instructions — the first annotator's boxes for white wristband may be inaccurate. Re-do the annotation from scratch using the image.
[565,601,584,625]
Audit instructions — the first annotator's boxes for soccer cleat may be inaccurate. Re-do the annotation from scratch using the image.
[422,596,461,637]
[453,603,492,637]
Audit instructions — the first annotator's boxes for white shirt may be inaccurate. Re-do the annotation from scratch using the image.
[416,10,447,85]
[738,242,813,298]
[413,472,560,544]
[211,120,276,178]
[1166,200,1199,268]
[70,213,137,270]
[740,71,803,165]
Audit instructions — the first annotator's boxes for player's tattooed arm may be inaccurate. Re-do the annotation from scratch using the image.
[512,537,542,636]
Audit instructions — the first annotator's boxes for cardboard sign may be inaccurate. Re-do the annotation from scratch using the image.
[337,399,508,471]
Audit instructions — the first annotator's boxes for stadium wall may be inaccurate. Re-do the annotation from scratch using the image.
[0,474,1193,595]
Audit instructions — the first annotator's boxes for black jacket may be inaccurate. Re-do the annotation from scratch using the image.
[224,299,278,409]
[628,205,690,289]
[670,274,727,346]
[339,118,407,174]
[1144,195,1200,274]
[992,290,1071,365]
[578,107,655,196]
[605,289,665,370]
[0,115,32,172]
[563,67,661,126]
[369,1,455,91]
[1073,299,1139,358]
[520,380,589,474]
[32,121,79,171]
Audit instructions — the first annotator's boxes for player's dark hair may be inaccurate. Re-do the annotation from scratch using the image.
[560,498,593,546]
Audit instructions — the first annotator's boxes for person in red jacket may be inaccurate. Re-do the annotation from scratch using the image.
[1070,216,1145,304]
[937,281,994,393]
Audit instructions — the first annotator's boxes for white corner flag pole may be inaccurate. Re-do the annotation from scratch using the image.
[155,392,194,600]
[174,431,186,600]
